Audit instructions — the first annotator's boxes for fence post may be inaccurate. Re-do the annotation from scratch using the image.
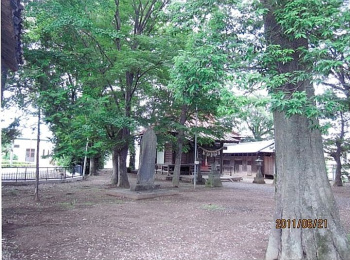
[24,167,27,181]
[16,168,18,182]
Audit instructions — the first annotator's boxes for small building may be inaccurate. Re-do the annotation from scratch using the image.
[155,132,241,176]
[222,140,275,177]
[5,138,55,167]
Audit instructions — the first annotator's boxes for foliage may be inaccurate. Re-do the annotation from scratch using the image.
[167,3,234,141]
[268,0,349,119]
[1,118,21,149]
[22,0,178,177]
[219,0,349,124]
[323,111,350,152]
[221,94,273,141]
[2,154,19,161]
[11,0,349,180]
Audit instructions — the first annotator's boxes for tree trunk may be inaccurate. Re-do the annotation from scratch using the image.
[333,111,345,187]
[172,105,188,187]
[34,108,40,202]
[263,1,350,259]
[172,130,184,187]
[333,141,343,187]
[95,154,102,174]
[266,112,350,260]
[89,156,97,176]
[111,147,119,184]
[129,137,136,171]
[117,144,130,188]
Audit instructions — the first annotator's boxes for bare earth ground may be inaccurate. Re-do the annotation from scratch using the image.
[2,170,350,260]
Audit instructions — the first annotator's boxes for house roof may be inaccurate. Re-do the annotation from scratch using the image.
[185,117,241,143]
[224,140,275,154]
[197,131,240,143]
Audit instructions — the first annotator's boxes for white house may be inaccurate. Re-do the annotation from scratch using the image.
[8,138,55,167]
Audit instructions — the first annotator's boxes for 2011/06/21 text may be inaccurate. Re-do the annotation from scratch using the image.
[276,219,328,229]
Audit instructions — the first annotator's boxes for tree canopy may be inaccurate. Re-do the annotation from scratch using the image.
[3,0,350,258]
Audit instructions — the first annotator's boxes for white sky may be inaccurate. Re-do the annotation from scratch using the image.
[2,105,52,140]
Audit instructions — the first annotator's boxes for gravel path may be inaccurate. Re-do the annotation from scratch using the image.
[2,171,349,260]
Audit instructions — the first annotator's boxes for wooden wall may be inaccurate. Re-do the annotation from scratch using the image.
[164,143,174,164]
[222,153,275,176]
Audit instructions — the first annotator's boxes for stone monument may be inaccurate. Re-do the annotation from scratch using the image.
[206,162,222,187]
[133,128,159,191]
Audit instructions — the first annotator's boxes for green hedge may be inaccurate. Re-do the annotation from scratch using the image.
[1,161,34,167]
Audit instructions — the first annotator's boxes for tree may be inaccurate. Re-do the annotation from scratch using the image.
[1,72,22,154]
[106,0,175,187]
[323,110,350,187]
[24,0,176,188]
[311,1,350,187]
[223,95,274,141]
[1,118,21,154]
[168,8,228,187]
[311,2,350,108]
[258,0,350,259]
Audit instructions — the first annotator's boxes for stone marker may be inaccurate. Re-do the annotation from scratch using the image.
[133,128,159,191]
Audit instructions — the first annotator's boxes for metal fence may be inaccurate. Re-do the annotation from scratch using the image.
[1,167,78,182]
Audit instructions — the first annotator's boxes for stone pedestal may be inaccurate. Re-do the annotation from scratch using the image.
[133,184,160,191]
[253,176,266,184]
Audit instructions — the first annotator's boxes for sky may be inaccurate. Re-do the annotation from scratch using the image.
[2,105,52,141]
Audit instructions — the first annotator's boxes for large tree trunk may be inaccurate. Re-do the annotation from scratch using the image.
[263,1,350,259]
[111,147,119,184]
[266,112,350,260]
[117,144,130,188]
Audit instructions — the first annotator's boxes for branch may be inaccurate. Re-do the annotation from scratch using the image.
[114,0,121,50]
[140,0,157,33]
[80,30,113,67]
[130,60,163,98]
[322,81,347,93]
[106,80,122,113]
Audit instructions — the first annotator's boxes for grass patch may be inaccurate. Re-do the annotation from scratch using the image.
[8,189,19,196]
[80,202,95,206]
[59,199,77,209]
[105,199,124,204]
[202,203,225,211]
[59,200,100,209]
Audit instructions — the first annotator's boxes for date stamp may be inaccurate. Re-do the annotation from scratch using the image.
[276,219,328,229]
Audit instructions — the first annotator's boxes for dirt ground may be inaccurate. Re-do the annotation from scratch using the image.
[2,170,350,260]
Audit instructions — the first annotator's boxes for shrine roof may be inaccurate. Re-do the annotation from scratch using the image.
[224,140,275,154]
